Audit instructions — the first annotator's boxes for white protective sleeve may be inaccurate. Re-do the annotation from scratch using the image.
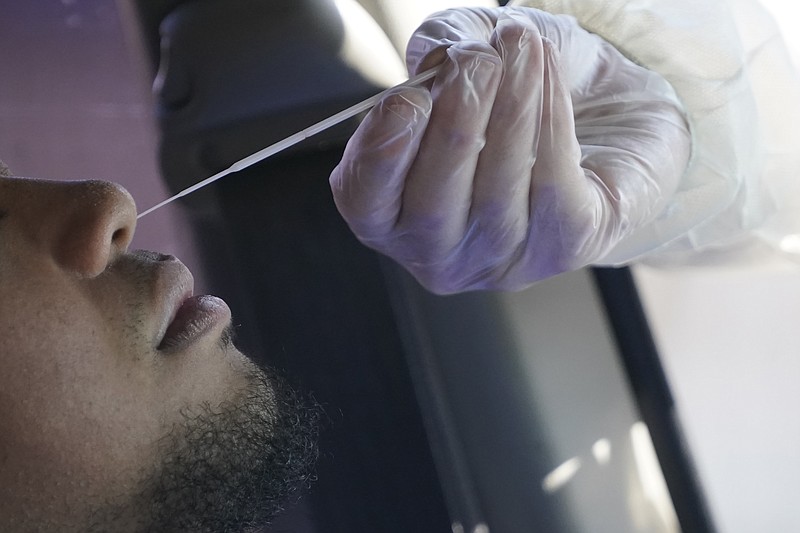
[513,0,800,264]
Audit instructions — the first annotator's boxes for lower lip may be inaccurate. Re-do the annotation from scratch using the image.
[158,295,231,353]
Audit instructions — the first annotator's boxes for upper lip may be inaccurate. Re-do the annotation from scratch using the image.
[152,256,194,349]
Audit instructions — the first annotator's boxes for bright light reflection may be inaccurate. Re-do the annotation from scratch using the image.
[333,0,406,87]
[759,0,800,67]
[451,522,491,533]
[779,234,800,254]
[592,438,613,465]
[542,456,582,493]
[630,422,680,531]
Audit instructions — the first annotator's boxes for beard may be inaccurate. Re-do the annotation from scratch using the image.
[91,356,321,533]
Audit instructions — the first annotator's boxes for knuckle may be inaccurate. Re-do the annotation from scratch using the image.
[437,127,486,155]
[495,18,531,46]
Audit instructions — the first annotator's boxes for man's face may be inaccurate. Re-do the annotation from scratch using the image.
[0,171,318,532]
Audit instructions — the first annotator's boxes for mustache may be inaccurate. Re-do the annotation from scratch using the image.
[106,249,174,280]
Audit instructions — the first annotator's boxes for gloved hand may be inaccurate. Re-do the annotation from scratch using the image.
[330,7,691,294]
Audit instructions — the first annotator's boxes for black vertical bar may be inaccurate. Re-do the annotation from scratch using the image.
[592,266,717,533]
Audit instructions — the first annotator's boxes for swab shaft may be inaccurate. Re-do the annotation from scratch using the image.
[137,67,438,219]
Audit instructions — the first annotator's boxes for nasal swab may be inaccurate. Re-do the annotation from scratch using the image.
[137,67,439,219]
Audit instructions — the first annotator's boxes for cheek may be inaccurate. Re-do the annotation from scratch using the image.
[0,325,158,466]
[0,361,161,525]
[0,343,164,523]
[0,290,162,502]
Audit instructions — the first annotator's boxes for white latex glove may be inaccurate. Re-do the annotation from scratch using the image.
[330,7,691,294]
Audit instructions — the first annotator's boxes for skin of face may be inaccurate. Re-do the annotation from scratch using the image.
[0,172,319,531]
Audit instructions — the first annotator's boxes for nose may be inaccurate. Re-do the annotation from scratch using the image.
[7,178,137,278]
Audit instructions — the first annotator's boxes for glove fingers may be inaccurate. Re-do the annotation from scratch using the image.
[468,14,547,259]
[520,38,608,277]
[396,42,502,256]
[330,87,432,242]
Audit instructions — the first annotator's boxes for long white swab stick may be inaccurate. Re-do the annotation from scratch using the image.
[137,67,439,219]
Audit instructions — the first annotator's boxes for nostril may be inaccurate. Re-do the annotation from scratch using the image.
[111,225,134,250]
